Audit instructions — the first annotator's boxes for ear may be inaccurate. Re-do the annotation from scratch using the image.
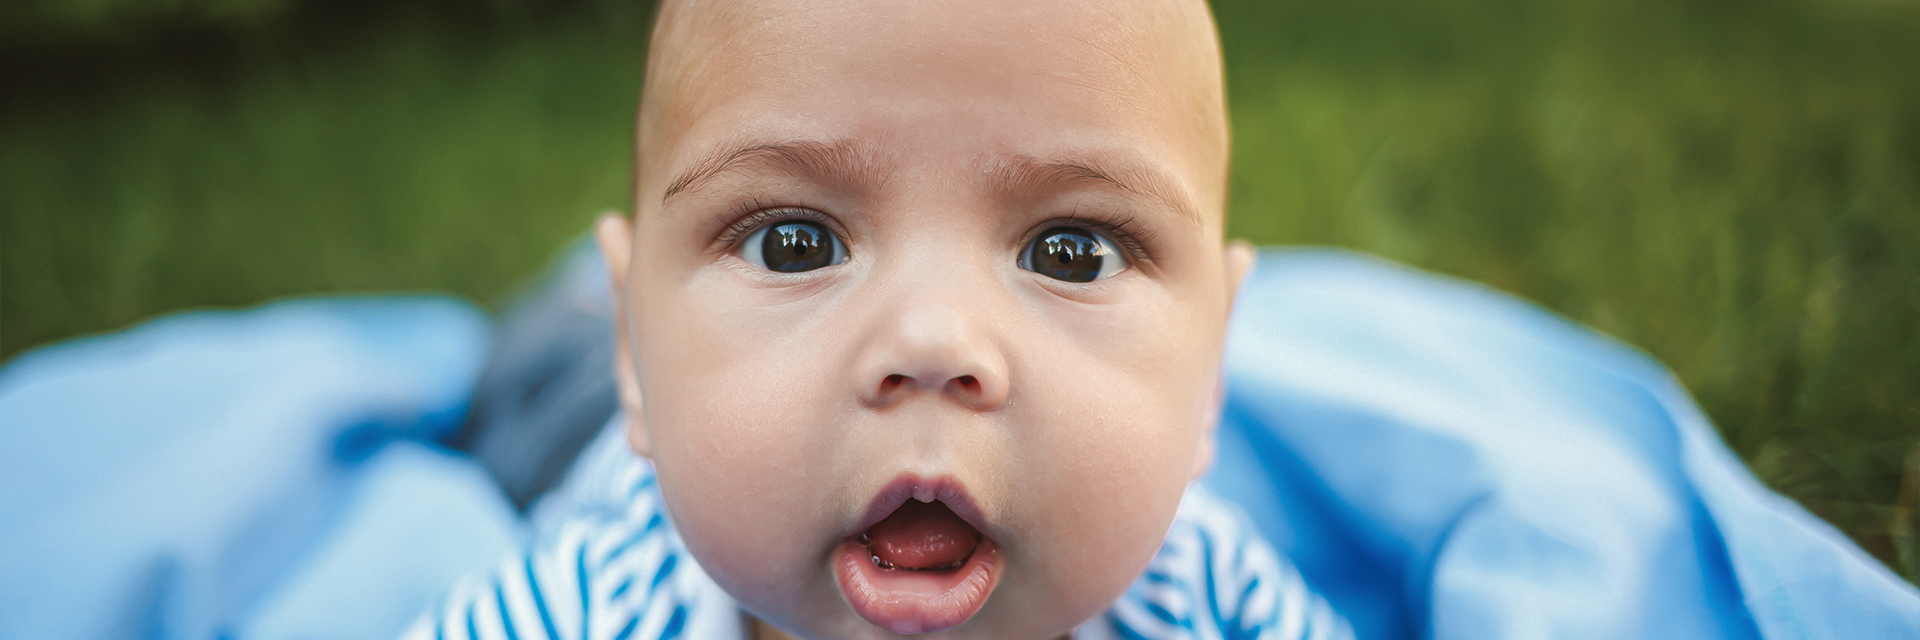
[1223,240,1256,312]
[595,212,652,458]
[1192,240,1257,481]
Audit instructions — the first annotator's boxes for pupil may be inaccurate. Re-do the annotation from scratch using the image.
[762,221,835,272]
[1030,229,1105,283]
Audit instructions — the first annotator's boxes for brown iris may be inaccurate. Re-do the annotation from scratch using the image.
[1025,228,1111,283]
[761,221,836,272]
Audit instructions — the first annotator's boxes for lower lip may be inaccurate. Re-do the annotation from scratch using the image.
[833,535,1001,634]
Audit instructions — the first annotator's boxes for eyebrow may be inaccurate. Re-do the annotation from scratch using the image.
[994,154,1202,227]
[661,139,874,203]
[660,138,1202,226]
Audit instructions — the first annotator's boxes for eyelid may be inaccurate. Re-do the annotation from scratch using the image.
[714,204,848,254]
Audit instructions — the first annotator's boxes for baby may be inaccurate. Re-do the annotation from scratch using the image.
[410,0,1349,638]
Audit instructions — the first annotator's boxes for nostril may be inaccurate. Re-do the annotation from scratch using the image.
[869,373,1000,409]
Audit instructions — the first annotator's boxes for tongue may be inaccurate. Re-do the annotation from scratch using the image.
[864,500,982,570]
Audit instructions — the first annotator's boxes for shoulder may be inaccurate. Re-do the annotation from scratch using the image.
[1077,484,1353,640]
[403,435,743,640]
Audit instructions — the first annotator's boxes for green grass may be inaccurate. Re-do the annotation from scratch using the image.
[2,0,1916,584]
[1213,0,1920,581]
[1,2,650,349]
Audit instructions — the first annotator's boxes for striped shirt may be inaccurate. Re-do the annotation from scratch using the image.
[404,426,1350,640]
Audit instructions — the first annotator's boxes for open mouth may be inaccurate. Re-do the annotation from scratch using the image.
[834,477,1001,634]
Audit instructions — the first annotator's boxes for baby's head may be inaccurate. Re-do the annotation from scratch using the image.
[594,0,1246,637]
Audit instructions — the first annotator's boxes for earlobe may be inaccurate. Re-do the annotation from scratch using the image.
[1190,424,1216,481]
[1192,361,1228,480]
[594,212,652,458]
[1194,240,1254,480]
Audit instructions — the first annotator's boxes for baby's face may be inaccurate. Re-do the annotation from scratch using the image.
[597,0,1241,638]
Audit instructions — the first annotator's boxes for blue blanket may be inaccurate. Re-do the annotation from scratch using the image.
[0,297,517,640]
[2,249,1914,639]
[1204,250,1919,640]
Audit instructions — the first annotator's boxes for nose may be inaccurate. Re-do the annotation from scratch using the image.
[851,293,1010,413]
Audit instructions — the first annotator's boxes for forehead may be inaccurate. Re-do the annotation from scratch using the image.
[638,0,1224,214]
[655,0,1190,95]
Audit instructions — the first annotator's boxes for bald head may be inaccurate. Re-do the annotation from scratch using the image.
[632,0,1229,222]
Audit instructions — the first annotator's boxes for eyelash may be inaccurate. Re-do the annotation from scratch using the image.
[713,201,1159,266]
[714,199,839,250]
[1042,209,1158,267]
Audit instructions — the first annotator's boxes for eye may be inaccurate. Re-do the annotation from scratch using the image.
[739,220,848,273]
[1019,227,1129,283]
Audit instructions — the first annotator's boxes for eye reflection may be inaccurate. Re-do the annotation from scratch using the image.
[1020,228,1128,283]
[742,220,847,272]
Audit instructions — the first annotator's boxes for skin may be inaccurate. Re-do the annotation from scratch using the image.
[595,0,1251,638]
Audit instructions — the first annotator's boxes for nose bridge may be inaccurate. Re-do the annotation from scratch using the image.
[850,245,1010,412]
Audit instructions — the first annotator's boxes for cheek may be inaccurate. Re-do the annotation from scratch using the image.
[1008,373,1209,605]
[992,297,1222,617]
[630,282,847,596]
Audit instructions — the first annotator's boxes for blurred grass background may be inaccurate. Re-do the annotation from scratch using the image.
[1,0,1914,585]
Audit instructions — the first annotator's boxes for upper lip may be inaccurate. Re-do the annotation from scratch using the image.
[851,474,994,541]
